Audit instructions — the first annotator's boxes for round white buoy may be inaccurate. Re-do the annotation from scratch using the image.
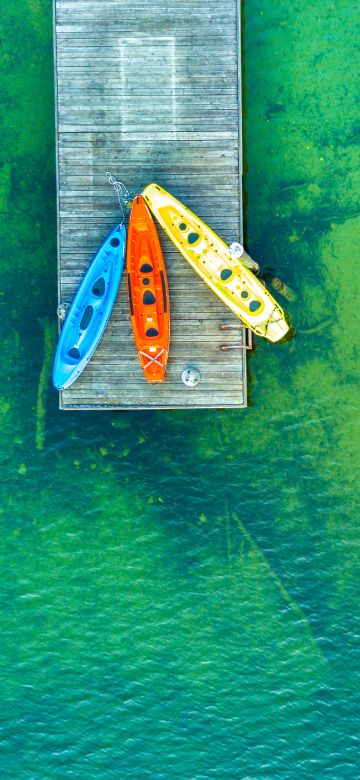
[57,302,70,321]
[181,366,201,387]
[229,242,244,259]
[229,242,260,273]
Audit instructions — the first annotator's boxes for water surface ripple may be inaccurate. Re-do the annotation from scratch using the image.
[0,0,359,778]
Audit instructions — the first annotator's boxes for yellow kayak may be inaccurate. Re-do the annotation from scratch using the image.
[142,183,289,342]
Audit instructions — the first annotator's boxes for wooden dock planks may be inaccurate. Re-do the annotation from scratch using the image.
[54,0,248,409]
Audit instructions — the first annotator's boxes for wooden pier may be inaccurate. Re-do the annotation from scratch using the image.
[54,0,248,409]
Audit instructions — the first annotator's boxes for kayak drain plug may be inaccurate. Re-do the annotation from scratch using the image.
[182,367,201,387]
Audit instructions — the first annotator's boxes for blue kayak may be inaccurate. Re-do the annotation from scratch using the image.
[53,223,126,390]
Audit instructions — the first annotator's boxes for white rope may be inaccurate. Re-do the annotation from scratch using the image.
[105,172,134,224]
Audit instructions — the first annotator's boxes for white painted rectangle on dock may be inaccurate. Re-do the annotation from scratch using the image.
[54,0,247,409]
[119,37,177,133]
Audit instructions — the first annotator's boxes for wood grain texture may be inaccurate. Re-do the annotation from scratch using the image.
[54,0,248,409]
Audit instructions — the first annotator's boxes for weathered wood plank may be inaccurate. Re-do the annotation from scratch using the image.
[54,0,247,410]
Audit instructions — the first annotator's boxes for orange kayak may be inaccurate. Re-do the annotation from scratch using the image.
[127,194,170,382]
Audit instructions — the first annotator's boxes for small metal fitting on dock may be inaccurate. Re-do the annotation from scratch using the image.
[181,366,201,387]
[220,325,253,351]
[57,302,70,321]
[220,323,244,331]
[221,344,246,351]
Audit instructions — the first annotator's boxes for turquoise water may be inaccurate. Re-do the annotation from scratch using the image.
[1,1,360,777]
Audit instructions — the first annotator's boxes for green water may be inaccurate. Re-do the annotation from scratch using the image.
[1,1,359,777]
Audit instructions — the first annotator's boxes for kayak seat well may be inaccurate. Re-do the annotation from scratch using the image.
[92,277,105,297]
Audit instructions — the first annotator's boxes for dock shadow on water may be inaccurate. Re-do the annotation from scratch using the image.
[0,0,359,777]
